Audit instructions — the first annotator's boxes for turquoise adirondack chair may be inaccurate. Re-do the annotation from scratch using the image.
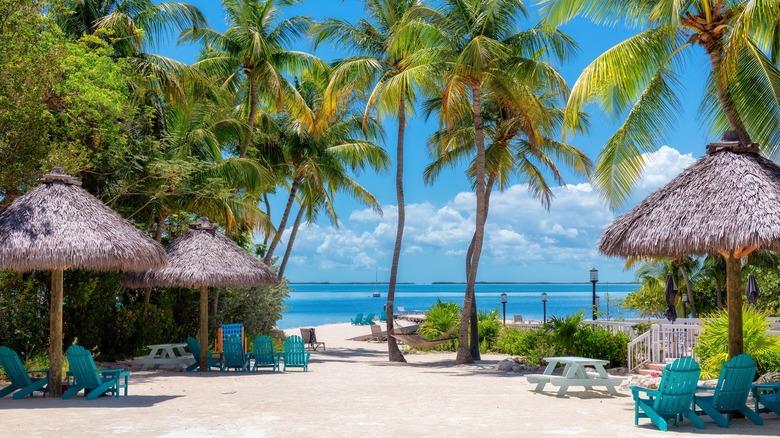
[362,313,376,325]
[251,335,279,372]
[694,354,763,427]
[222,335,251,372]
[185,336,223,371]
[379,310,387,322]
[753,382,780,417]
[350,313,364,325]
[0,346,48,399]
[281,335,310,372]
[630,357,705,431]
[63,344,130,400]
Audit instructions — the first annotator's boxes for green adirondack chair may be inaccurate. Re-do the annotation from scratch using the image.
[251,335,279,372]
[281,335,310,372]
[362,313,376,325]
[0,346,48,399]
[222,335,251,372]
[753,382,780,417]
[350,313,363,325]
[630,356,705,431]
[185,336,223,371]
[63,344,130,400]
[694,354,763,427]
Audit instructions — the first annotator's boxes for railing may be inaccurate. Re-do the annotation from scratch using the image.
[583,320,639,338]
[653,323,703,363]
[627,330,652,371]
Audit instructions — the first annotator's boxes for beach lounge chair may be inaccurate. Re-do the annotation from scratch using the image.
[351,313,364,325]
[281,335,310,372]
[397,306,406,314]
[362,313,376,325]
[222,335,251,372]
[186,336,223,371]
[300,328,326,351]
[62,344,130,400]
[694,353,763,427]
[251,335,278,372]
[0,346,48,399]
[753,382,780,417]
[368,324,387,342]
[630,356,705,431]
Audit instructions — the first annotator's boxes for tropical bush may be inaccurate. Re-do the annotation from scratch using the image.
[418,299,461,351]
[544,311,585,356]
[572,327,630,368]
[694,307,780,379]
[477,309,502,351]
[494,327,555,366]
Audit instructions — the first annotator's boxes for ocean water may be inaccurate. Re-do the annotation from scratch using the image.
[278,283,639,329]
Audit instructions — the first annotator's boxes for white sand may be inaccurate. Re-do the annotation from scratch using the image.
[1,322,777,437]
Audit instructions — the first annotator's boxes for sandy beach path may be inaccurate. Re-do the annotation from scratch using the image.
[1,323,777,437]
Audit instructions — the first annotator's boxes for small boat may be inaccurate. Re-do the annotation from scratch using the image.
[372,268,381,297]
[373,289,381,298]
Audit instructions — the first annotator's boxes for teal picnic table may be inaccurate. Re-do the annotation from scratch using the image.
[526,356,623,397]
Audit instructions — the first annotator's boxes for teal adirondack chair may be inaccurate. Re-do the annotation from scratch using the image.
[186,336,223,371]
[251,335,279,372]
[222,335,251,372]
[694,354,763,427]
[362,313,376,325]
[350,313,364,325]
[753,382,780,417]
[281,335,310,372]
[63,344,130,400]
[0,346,48,399]
[630,357,705,431]
[379,310,387,322]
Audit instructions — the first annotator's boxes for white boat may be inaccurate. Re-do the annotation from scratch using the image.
[372,268,380,297]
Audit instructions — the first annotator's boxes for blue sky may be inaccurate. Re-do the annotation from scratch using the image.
[158,0,716,284]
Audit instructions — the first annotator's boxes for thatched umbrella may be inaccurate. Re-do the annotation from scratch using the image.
[122,217,279,371]
[599,133,780,358]
[0,167,167,397]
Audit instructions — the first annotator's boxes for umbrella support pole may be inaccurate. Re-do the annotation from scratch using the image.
[199,286,209,371]
[49,269,63,397]
[726,254,744,358]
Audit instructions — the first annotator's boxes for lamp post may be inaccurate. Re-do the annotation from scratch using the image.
[541,292,548,324]
[595,295,600,319]
[501,293,507,326]
[681,293,688,318]
[590,268,599,320]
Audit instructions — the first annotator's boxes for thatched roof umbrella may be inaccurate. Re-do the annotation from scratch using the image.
[0,167,167,397]
[122,217,279,371]
[599,134,780,358]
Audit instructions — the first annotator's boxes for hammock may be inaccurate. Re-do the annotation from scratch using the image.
[388,326,458,349]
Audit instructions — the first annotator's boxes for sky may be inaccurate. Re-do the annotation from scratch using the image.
[157,0,716,284]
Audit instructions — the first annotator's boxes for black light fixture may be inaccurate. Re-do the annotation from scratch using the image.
[500,293,507,326]
[590,268,599,320]
[541,292,548,324]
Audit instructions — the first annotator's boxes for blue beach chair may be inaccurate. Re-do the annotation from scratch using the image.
[0,346,48,399]
[694,354,763,427]
[630,357,705,431]
[281,335,310,372]
[63,344,130,400]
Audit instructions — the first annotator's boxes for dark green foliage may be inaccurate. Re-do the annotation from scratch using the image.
[494,327,555,366]
[0,271,50,358]
[418,299,461,351]
[572,327,630,368]
[544,311,585,356]
[216,281,290,336]
[477,309,501,351]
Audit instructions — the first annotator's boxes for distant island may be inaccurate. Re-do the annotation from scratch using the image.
[289,281,639,285]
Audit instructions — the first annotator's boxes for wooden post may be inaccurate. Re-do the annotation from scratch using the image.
[49,269,64,397]
[725,254,744,358]
[199,286,209,372]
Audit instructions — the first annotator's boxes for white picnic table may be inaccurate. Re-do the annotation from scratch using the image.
[135,343,194,371]
[526,356,623,397]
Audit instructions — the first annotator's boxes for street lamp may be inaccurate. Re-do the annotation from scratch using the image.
[681,293,688,318]
[501,293,507,326]
[541,292,548,324]
[590,268,599,320]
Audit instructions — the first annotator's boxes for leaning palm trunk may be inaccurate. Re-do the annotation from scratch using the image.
[265,178,301,263]
[278,205,305,278]
[675,258,698,317]
[239,77,258,158]
[465,176,495,360]
[456,83,488,365]
[386,99,407,363]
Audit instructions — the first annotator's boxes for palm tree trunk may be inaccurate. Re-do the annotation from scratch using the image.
[264,177,301,263]
[675,258,697,318]
[387,98,407,363]
[48,269,64,397]
[262,193,271,249]
[278,205,305,279]
[466,176,495,360]
[456,82,488,365]
[715,275,724,309]
[705,44,752,145]
[239,76,258,158]
[144,213,168,306]
[725,253,744,358]
[199,286,210,372]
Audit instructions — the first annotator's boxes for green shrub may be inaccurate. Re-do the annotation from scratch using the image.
[756,350,780,376]
[495,327,555,366]
[477,309,501,351]
[693,307,780,379]
[572,327,630,368]
[418,299,461,351]
[544,311,585,356]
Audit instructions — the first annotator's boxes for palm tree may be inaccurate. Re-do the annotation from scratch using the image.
[435,0,576,364]
[541,0,780,357]
[310,0,440,362]
[180,0,326,159]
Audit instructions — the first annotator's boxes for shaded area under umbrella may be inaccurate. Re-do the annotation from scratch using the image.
[664,274,678,323]
[746,273,760,306]
[599,132,780,358]
[122,217,279,371]
[0,168,166,396]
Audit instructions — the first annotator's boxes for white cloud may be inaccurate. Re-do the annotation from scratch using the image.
[637,146,696,190]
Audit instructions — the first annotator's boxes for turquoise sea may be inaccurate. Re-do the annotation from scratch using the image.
[278,283,639,329]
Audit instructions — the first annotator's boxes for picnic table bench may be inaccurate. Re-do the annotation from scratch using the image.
[134,343,194,371]
[527,356,623,397]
